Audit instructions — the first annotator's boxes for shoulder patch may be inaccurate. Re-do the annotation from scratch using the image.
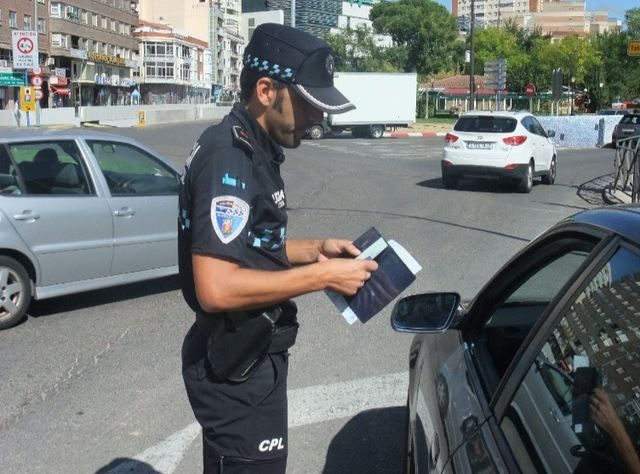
[211,195,250,244]
[232,126,254,154]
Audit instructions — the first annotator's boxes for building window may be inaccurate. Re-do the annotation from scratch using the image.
[92,14,98,27]
[82,11,88,24]
[101,17,107,29]
[65,6,80,21]
[24,14,32,30]
[37,18,46,34]
[50,3,62,18]
[111,20,116,32]
[146,62,175,79]
[51,34,69,48]
[0,9,3,27]
[9,11,17,28]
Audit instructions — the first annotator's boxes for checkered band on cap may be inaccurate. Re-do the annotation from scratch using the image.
[244,54,297,83]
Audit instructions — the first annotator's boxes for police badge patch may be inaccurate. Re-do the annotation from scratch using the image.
[211,196,250,244]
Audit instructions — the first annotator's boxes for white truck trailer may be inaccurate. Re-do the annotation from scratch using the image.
[306,72,417,139]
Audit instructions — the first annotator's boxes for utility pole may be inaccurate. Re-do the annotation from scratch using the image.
[291,0,295,27]
[469,0,475,111]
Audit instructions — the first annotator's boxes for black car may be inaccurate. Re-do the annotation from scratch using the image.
[392,205,640,473]
[612,113,640,146]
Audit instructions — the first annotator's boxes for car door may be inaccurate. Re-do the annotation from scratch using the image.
[530,116,554,171]
[521,116,545,168]
[0,140,113,288]
[86,140,179,276]
[496,238,640,473]
[447,230,605,472]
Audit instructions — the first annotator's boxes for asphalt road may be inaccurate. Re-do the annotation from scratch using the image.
[0,122,616,473]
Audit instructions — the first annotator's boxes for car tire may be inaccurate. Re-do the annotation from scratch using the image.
[308,124,324,140]
[369,124,384,139]
[541,157,556,185]
[517,161,534,193]
[442,172,458,189]
[0,256,31,330]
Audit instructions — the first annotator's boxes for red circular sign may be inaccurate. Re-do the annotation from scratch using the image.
[17,37,34,54]
[524,83,537,97]
[35,90,44,100]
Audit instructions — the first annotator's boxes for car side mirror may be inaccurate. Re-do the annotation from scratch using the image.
[547,129,556,138]
[391,292,461,333]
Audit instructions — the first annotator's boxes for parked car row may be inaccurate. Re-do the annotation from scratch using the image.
[0,130,181,329]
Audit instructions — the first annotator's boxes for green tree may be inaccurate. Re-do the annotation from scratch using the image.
[369,0,458,75]
[325,26,399,72]
[625,7,640,37]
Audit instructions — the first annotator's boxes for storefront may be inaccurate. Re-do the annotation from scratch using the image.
[71,51,137,106]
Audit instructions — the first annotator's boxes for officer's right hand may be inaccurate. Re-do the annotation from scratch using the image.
[321,258,379,296]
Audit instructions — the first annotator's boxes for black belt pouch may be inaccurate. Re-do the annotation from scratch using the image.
[206,301,297,383]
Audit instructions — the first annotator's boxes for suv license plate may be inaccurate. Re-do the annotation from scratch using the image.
[467,142,493,150]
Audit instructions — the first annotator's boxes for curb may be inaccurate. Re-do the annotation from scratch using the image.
[389,131,446,138]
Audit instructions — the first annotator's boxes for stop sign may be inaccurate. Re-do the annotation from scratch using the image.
[524,83,536,97]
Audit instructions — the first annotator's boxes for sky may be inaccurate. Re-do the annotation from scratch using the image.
[432,1,636,21]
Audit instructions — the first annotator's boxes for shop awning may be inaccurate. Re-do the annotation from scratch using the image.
[50,85,70,95]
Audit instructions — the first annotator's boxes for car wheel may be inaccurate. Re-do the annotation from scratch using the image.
[403,402,416,474]
[0,256,31,330]
[541,157,556,185]
[308,124,324,140]
[442,172,458,189]
[369,124,384,139]
[517,161,534,193]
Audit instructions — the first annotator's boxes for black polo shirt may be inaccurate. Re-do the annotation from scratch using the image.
[179,103,291,315]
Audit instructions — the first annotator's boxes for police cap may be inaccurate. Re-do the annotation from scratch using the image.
[243,23,355,114]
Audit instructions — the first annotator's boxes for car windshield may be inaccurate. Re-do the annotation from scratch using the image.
[453,116,517,133]
[619,115,640,124]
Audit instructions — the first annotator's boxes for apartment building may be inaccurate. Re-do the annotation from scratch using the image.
[136,0,244,95]
[48,0,139,106]
[452,0,620,39]
[134,20,212,104]
[0,0,50,108]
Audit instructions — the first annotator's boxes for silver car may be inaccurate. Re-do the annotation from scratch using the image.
[0,129,181,329]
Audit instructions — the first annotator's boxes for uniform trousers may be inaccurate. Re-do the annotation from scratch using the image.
[182,323,289,474]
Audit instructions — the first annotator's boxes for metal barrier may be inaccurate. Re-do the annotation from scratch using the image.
[603,136,640,204]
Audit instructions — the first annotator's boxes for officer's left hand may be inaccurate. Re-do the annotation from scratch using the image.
[317,239,360,262]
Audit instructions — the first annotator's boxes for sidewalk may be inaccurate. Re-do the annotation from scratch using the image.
[389,122,450,138]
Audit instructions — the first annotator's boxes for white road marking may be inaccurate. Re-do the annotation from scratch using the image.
[106,372,408,474]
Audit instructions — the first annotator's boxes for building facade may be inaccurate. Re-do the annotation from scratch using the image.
[134,20,212,104]
[48,0,139,106]
[0,0,50,109]
[452,0,620,39]
[136,0,244,97]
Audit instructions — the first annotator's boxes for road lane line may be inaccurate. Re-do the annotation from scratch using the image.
[106,372,408,474]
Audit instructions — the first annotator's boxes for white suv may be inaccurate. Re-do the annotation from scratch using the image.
[442,111,557,193]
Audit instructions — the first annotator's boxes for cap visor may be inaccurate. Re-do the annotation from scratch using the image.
[292,84,355,114]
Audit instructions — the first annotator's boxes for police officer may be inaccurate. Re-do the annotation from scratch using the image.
[179,23,378,473]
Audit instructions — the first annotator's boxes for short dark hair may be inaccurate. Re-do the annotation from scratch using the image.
[239,67,285,104]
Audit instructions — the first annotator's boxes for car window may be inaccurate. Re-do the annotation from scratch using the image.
[530,117,547,137]
[483,241,594,378]
[454,116,518,133]
[501,244,640,473]
[619,115,640,125]
[4,140,91,195]
[87,140,179,196]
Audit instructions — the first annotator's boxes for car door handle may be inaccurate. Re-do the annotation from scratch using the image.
[114,207,135,217]
[13,211,40,221]
[549,408,560,423]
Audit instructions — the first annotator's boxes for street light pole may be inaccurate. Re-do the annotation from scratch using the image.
[469,0,475,111]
